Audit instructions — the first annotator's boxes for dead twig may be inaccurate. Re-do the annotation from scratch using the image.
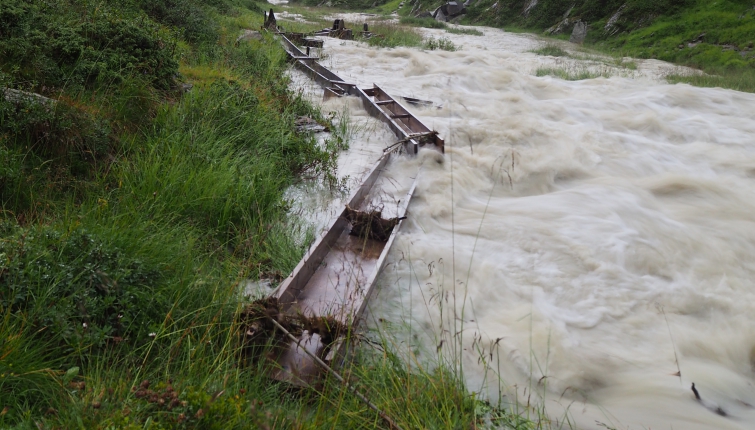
[343,205,406,242]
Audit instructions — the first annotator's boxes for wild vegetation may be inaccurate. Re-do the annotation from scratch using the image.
[301,0,754,91]
[464,0,755,91]
[0,0,544,428]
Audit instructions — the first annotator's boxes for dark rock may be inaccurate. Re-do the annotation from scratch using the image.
[264,9,277,31]
[569,20,587,44]
[433,6,447,22]
[2,88,56,111]
[446,1,464,15]
[432,1,467,22]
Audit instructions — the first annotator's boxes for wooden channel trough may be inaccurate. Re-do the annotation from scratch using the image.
[267,33,444,385]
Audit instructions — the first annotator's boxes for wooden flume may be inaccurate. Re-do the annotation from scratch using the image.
[259,27,444,385]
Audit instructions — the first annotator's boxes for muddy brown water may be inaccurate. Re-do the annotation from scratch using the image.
[282,20,755,430]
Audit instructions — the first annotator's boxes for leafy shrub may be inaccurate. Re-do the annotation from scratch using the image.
[0,224,166,354]
[137,0,220,44]
[401,16,448,28]
[0,0,178,92]
[0,92,113,213]
[424,36,458,51]
[531,43,569,56]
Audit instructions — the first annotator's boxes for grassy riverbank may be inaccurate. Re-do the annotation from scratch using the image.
[467,0,755,92]
[0,1,541,428]
[309,0,755,92]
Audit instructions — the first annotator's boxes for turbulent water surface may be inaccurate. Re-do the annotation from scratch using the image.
[286,21,755,430]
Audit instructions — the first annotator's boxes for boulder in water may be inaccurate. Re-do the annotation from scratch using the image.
[432,1,467,22]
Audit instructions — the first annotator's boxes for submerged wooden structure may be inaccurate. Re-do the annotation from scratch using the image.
[267,32,444,385]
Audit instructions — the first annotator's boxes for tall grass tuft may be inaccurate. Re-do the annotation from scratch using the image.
[364,23,424,48]
[531,44,570,57]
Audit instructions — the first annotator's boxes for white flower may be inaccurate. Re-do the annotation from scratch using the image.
[149,332,156,337]
[83,323,88,328]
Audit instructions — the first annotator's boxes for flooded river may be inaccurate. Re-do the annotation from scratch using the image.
[286,20,755,430]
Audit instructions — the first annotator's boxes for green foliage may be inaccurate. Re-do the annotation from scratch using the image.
[592,1,755,71]
[536,66,610,80]
[137,0,220,44]
[114,77,329,255]
[446,26,484,35]
[363,22,424,48]
[423,36,458,51]
[464,0,696,30]
[0,224,165,354]
[401,15,448,28]
[0,315,68,425]
[458,0,755,90]
[0,0,179,92]
[531,43,569,56]
[0,93,112,215]
[290,0,391,8]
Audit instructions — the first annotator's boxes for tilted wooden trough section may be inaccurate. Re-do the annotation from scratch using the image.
[265,32,444,385]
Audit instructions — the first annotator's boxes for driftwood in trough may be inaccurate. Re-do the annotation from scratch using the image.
[238,297,349,348]
[343,205,406,242]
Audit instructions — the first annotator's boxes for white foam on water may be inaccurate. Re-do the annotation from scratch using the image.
[294,25,755,429]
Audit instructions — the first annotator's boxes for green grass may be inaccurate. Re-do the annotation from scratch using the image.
[460,0,755,92]
[666,67,755,93]
[424,36,459,51]
[363,22,424,48]
[0,1,543,428]
[401,15,448,29]
[530,44,569,57]
[536,66,611,81]
[446,26,484,36]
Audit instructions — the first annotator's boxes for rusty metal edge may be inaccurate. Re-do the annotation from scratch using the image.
[356,86,419,154]
[325,169,421,367]
[272,151,394,309]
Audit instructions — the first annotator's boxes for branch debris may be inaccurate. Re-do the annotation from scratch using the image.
[344,205,406,242]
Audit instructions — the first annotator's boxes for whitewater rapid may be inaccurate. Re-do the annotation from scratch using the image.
[286,21,755,430]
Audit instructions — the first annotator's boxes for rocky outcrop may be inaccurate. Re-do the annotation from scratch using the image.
[545,5,576,35]
[523,0,538,17]
[569,20,587,44]
[2,88,56,111]
[604,4,626,36]
[432,1,467,22]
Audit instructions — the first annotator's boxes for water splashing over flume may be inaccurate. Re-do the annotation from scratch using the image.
[287,22,755,430]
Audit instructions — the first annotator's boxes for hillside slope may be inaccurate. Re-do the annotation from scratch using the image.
[463,0,755,70]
